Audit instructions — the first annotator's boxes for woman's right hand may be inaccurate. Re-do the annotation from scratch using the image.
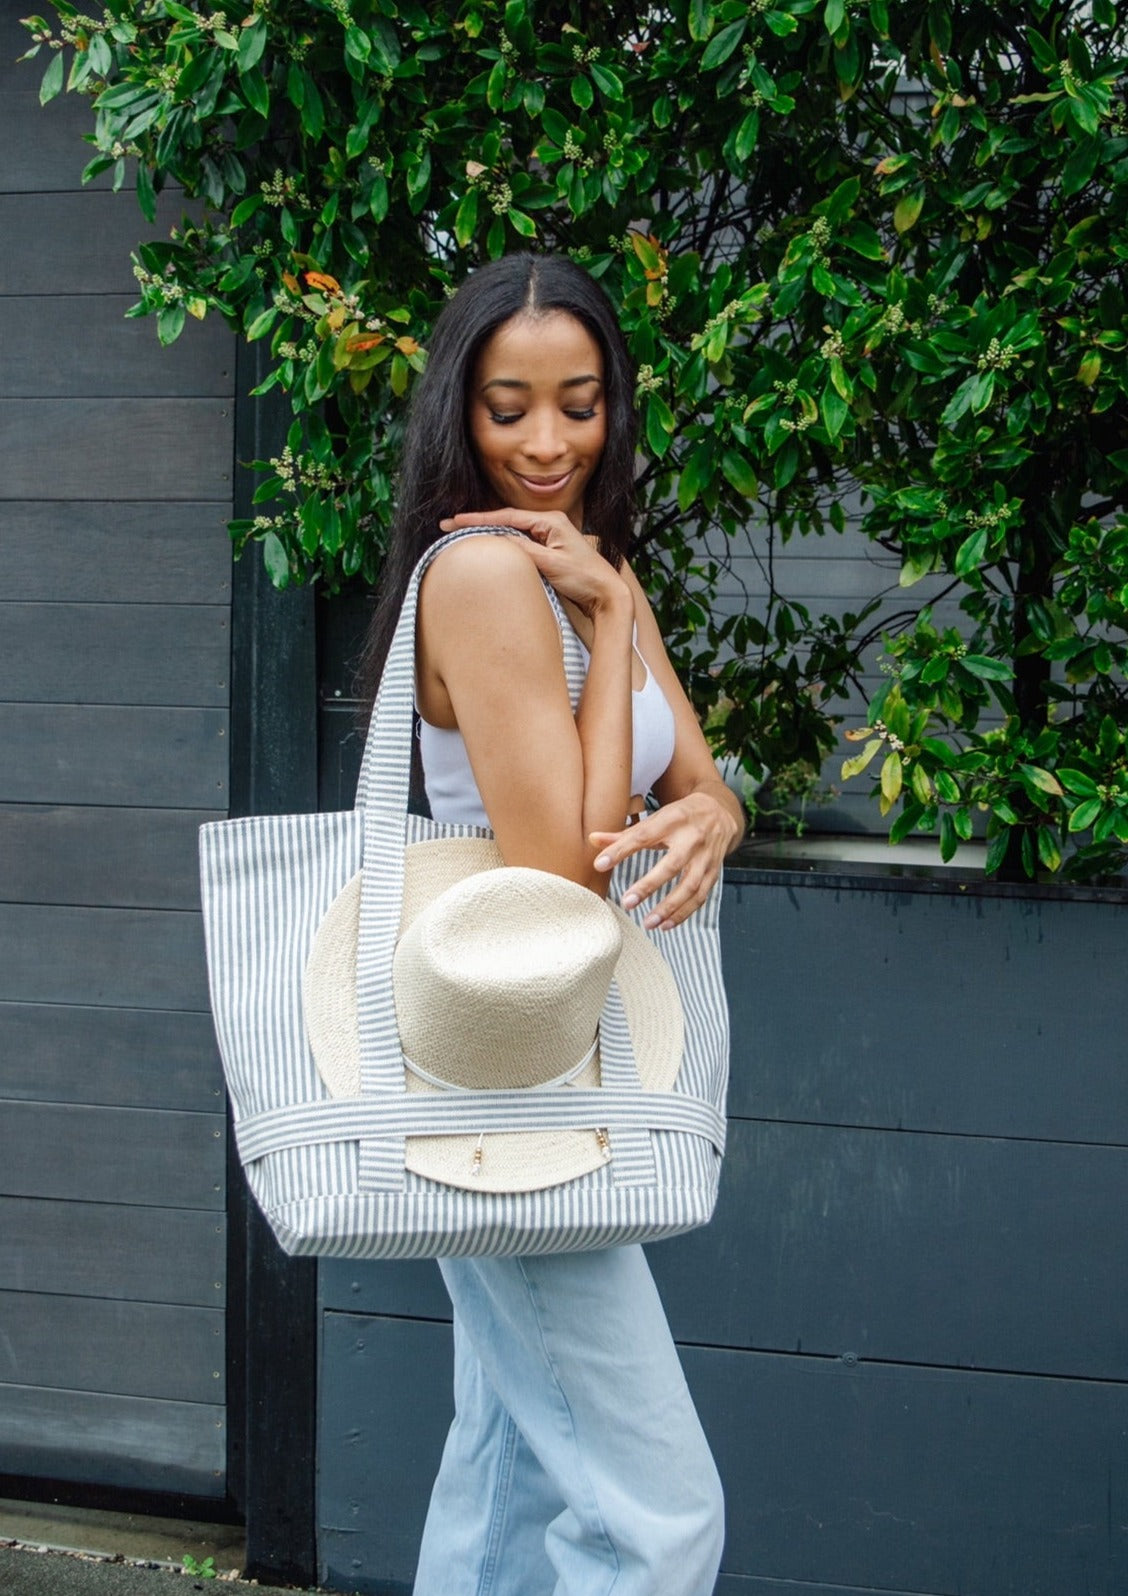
[438,508,631,620]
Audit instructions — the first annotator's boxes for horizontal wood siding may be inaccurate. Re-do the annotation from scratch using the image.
[6,502,232,603]
[0,1003,223,1110]
[712,522,967,834]
[1,13,234,1498]
[316,875,1128,1595]
[0,1386,226,1497]
[0,705,228,807]
[0,905,210,1009]
[0,1293,225,1403]
[0,603,229,704]
[0,399,233,499]
[0,296,232,397]
[0,189,197,294]
[0,1102,225,1208]
[0,1198,225,1306]
[0,807,224,910]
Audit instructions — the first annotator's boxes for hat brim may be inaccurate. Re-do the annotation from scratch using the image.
[303,837,684,1192]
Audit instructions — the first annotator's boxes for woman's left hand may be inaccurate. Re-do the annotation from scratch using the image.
[589,788,742,932]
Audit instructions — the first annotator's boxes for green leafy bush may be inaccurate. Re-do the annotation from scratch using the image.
[20,0,1128,877]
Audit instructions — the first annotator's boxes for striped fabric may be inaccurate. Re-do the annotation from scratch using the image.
[199,529,730,1259]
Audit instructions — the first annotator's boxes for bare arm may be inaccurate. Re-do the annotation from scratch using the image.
[589,561,746,931]
[417,526,635,895]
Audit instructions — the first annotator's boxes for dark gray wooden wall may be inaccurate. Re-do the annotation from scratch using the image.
[0,9,235,1496]
[316,866,1128,1596]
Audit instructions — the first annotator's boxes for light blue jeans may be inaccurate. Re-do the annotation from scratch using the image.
[412,1245,724,1596]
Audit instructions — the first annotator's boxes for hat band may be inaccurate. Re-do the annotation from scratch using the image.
[402,1033,600,1095]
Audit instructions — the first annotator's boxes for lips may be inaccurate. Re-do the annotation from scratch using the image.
[514,468,576,495]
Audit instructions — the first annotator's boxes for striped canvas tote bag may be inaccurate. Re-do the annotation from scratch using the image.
[199,530,729,1259]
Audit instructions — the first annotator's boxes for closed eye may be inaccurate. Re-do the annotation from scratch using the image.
[488,407,599,425]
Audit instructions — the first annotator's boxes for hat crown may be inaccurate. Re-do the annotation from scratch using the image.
[393,868,622,1091]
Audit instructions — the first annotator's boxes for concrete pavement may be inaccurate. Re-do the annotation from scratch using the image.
[0,1545,336,1595]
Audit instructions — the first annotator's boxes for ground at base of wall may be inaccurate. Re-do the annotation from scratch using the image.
[0,1543,350,1596]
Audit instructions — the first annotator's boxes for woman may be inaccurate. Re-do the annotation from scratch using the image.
[362,253,744,1596]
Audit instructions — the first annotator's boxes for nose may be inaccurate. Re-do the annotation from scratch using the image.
[522,406,567,464]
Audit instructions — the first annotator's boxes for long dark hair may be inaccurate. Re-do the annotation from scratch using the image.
[358,253,638,702]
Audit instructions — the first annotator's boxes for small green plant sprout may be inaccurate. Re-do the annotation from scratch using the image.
[181,1552,217,1579]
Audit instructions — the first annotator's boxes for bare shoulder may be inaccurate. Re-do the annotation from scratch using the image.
[420,531,558,660]
[423,529,539,604]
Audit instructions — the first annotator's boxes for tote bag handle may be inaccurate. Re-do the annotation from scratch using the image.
[352,527,510,1098]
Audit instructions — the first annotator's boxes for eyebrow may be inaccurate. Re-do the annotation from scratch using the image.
[480,374,602,393]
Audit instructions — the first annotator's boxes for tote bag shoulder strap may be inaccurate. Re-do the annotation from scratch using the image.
[356,526,585,813]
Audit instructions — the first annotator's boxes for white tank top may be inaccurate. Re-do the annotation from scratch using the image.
[419,615,677,830]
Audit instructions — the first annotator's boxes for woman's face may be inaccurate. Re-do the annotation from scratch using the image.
[468,311,607,528]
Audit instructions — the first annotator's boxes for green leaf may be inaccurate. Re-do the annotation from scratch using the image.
[345,24,370,64]
[241,65,269,118]
[136,162,156,224]
[231,193,264,226]
[689,0,715,42]
[677,444,713,511]
[645,393,675,458]
[261,531,290,588]
[246,307,277,341]
[954,526,987,576]
[590,63,623,100]
[899,552,934,587]
[1061,137,1101,197]
[893,190,924,233]
[701,17,747,70]
[733,109,760,163]
[880,751,903,803]
[571,74,594,110]
[821,383,848,442]
[39,48,64,104]
[368,18,401,73]
[939,810,957,861]
[1019,764,1063,798]
[487,56,507,111]
[88,33,112,75]
[890,802,924,844]
[158,302,186,346]
[1037,826,1061,871]
[961,654,1012,681]
[824,0,846,34]
[1068,798,1103,833]
[721,449,758,497]
[507,207,537,238]
[237,17,267,72]
[1057,768,1099,798]
[300,73,325,139]
[969,369,996,413]
[985,830,1010,875]
[454,186,479,247]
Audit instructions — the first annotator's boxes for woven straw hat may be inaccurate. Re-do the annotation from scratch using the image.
[303,837,684,1192]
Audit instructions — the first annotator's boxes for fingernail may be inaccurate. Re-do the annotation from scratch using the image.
[594,854,612,871]
[643,912,661,929]
[621,891,639,909]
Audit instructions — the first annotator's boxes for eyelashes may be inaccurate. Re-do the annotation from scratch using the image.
[489,408,598,425]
